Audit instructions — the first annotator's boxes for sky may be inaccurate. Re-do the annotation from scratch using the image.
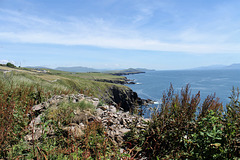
[0,0,240,70]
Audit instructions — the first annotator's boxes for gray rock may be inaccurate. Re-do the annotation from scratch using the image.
[32,104,44,112]
[92,100,99,107]
[119,128,130,134]
[24,128,43,141]
[92,98,99,101]
[96,108,104,116]
[63,124,84,139]
[29,114,42,128]
[109,106,117,113]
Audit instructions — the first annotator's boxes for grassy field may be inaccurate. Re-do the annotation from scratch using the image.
[0,66,128,100]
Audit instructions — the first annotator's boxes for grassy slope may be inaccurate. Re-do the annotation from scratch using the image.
[0,66,128,101]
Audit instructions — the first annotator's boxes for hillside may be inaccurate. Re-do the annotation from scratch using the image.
[55,66,106,73]
[54,66,149,74]
[105,68,145,75]
[0,66,143,111]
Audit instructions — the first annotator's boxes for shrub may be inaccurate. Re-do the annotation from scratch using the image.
[187,110,227,159]
[127,84,227,159]
[6,62,16,68]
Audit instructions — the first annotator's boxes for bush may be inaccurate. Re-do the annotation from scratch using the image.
[6,62,16,68]
[140,84,202,159]
[126,84,240,159]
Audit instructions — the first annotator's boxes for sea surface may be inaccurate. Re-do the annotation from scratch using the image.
[125,70,240,118]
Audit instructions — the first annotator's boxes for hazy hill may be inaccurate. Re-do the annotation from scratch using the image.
[105,68,145,75]
[55,66,106,73]
[192,63,240,70]
[54,66,152,73]
[226,63,240,69]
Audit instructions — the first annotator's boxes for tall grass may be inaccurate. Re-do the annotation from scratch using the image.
[0,72,70,157]
[0,71,131,159]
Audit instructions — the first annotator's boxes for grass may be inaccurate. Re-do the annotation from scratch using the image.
[0,66,128,101]
[0,66,133,159]
[1,66,239,159]
[45,100,96,125]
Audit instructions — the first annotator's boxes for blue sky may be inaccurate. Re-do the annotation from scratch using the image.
[0,0,240,70]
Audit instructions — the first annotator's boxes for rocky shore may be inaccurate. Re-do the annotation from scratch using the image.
[25,94,149,146]
[94,76,136,85]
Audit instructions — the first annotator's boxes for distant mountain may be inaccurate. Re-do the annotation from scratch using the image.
[105,68,145,75]
[25,66,51,69]
[135,68,156,72]
[54,66,153,73]
[192,63,240,70]
[55,66,107,73]
[192,65,226,70]
[226,63,240,70]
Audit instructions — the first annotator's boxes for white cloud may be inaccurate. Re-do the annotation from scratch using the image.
[0,60,15,64]
[0,8,240,54]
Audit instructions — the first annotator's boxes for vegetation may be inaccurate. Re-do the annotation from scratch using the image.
[126,84,240,159]
[0,67,132,159]
[0,66,239,159]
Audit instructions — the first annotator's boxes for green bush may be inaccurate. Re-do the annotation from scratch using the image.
[6,62,16,68]
[187,110,227,159]
[126,84,240,159]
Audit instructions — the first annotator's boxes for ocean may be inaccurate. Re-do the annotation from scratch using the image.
[125,70,240,118]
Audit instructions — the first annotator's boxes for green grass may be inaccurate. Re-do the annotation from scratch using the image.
[45,99,96,125]
[0,66,133,159]
[0,66,128,101]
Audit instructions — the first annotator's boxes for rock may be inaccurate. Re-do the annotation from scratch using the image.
[26,92,148,149]
[92,100,99,107]
[42,102,50,108]
[107,85,142,111]
[32,104,44,112]
[119,128,130,134]
[99,105,108,111]
[109,105,117,113]
[29,114,42,128]
[63,124,84,139]
[24,128,43,141]
[72,111,94,124]
[96,108,104,116]
[92,98,99,101]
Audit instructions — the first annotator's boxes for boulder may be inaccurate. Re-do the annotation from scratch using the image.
[63,123,84,139]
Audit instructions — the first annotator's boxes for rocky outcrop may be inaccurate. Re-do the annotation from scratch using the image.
[103,85,143,112]
[25,94,149,146]
[110,71,145,76]
[95,105,148,146]
[94,77,135,85]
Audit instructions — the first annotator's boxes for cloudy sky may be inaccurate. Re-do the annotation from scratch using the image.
[0,0,240,70]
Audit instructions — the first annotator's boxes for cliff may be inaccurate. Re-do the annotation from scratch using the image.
[102,85,143,111]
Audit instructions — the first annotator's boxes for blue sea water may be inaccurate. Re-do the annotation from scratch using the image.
[125,70,240,118]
